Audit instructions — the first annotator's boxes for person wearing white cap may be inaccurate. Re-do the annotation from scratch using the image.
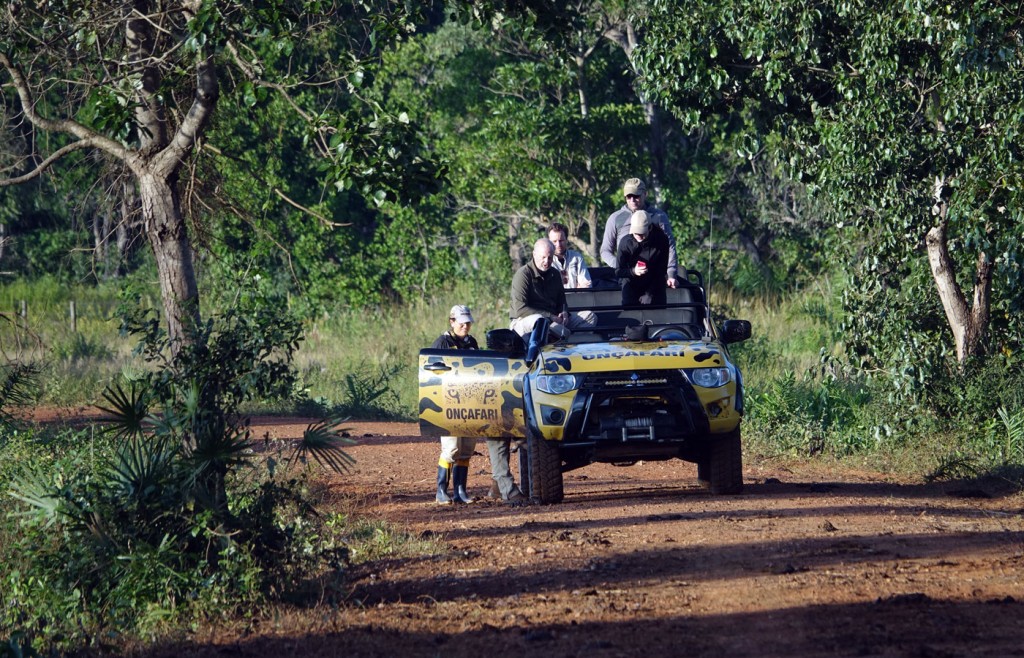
[615,210,672,306]
[430,305,479,504]
[600,177,680,289]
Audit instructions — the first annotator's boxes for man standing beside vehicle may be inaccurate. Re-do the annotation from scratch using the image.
[600,177,680,289]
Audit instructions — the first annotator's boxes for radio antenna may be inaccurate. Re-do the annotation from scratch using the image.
[706,208,714,305]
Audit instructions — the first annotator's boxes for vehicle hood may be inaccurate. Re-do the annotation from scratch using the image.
[538,340,727,374]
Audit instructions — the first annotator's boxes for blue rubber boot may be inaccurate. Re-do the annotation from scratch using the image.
[452,464,475,503]
[436,465,453,504]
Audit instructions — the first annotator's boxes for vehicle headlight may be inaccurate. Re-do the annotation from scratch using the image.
[535,374,581,394]
[685,367,731,388]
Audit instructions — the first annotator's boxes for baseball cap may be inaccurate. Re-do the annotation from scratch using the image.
[449,305,474,323]
[629,210,651,235]
[623,178,647,196]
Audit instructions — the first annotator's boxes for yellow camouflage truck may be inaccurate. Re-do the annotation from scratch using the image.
[418,269,751,504]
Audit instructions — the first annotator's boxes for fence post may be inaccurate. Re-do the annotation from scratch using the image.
[70,300,77,333]
[19,299,26,319]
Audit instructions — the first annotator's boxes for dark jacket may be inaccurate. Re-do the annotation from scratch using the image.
[600,204,678,277]
[615,225,670,289]
[431,332,478,350]
[510,261,566,320]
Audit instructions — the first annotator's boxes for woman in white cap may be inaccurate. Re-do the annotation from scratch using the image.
[615,210,671,306]
[430,305,479,503]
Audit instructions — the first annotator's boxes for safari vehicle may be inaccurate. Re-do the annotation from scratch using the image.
[418,269,751,504]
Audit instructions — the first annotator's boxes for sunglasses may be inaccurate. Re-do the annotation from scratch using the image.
[625,194,642,201]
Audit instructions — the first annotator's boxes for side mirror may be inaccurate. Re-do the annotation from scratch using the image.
[721,319,751,344]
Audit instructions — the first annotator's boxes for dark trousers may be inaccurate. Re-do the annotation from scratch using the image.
[487,438,518,499]
[622,278,666,306]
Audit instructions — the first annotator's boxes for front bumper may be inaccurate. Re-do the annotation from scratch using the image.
[527,369,738,466]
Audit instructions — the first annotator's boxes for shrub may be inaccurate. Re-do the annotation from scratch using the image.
[0,298,356,654]
[296,360,406,420]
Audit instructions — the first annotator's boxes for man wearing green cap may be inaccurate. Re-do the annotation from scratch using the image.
[600,177,680,289]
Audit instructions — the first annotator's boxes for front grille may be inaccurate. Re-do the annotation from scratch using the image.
[565,369,706,443]
[602,376,670,386]
[580,369,685,392]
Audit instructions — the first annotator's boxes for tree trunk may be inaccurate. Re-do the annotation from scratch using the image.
[508,215,524,269]
[92,209,105,274]
[584,204,598,262]
[139,171,200,349]
[573,51,599,262]
[610,20,667,197]
[116,179,138,276]
[925,205,992,364]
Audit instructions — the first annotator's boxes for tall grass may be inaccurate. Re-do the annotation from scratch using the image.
[0,276,148,406]
[0,274,513,418]
[716,274,914,464]
[710,274,843,378]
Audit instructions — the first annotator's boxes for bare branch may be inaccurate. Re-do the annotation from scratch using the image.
[273,189,350,228]
[0,53,131,163]
[0,139,104,186]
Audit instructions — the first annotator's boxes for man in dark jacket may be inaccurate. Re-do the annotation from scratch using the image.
[616,210,671,306]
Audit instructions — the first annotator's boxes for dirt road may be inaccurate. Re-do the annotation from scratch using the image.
[132,418,1023,657]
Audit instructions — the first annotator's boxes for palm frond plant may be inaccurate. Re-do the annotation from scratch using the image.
[0,362,38,433]
[7,465,62,526]
[290,416,357,473]
[997,405,1024,464]
[97,379,151,440]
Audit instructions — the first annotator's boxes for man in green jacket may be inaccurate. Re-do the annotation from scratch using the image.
[509,238,595,340]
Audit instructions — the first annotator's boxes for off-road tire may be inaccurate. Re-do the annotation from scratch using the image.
[708,428,743,495]
[696,458,711,490]
[528,428,564,504]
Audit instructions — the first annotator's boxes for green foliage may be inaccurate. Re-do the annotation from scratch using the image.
[1,427,285,651]
[840,261,952,400]
[927,355,1024,425]
[0,363,36,432]
[925,399,1024,487]
[677,122,839,297]
[636,0,1024,375]
[2,0,440,346]
[9,229,93,282]
[997,406,1024,466]
[366,12,674,279]
[0,632,38,658]
[298,361,406,420]
[0,167,101,285]
[745,359,877,458]
[0,294,360,653]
